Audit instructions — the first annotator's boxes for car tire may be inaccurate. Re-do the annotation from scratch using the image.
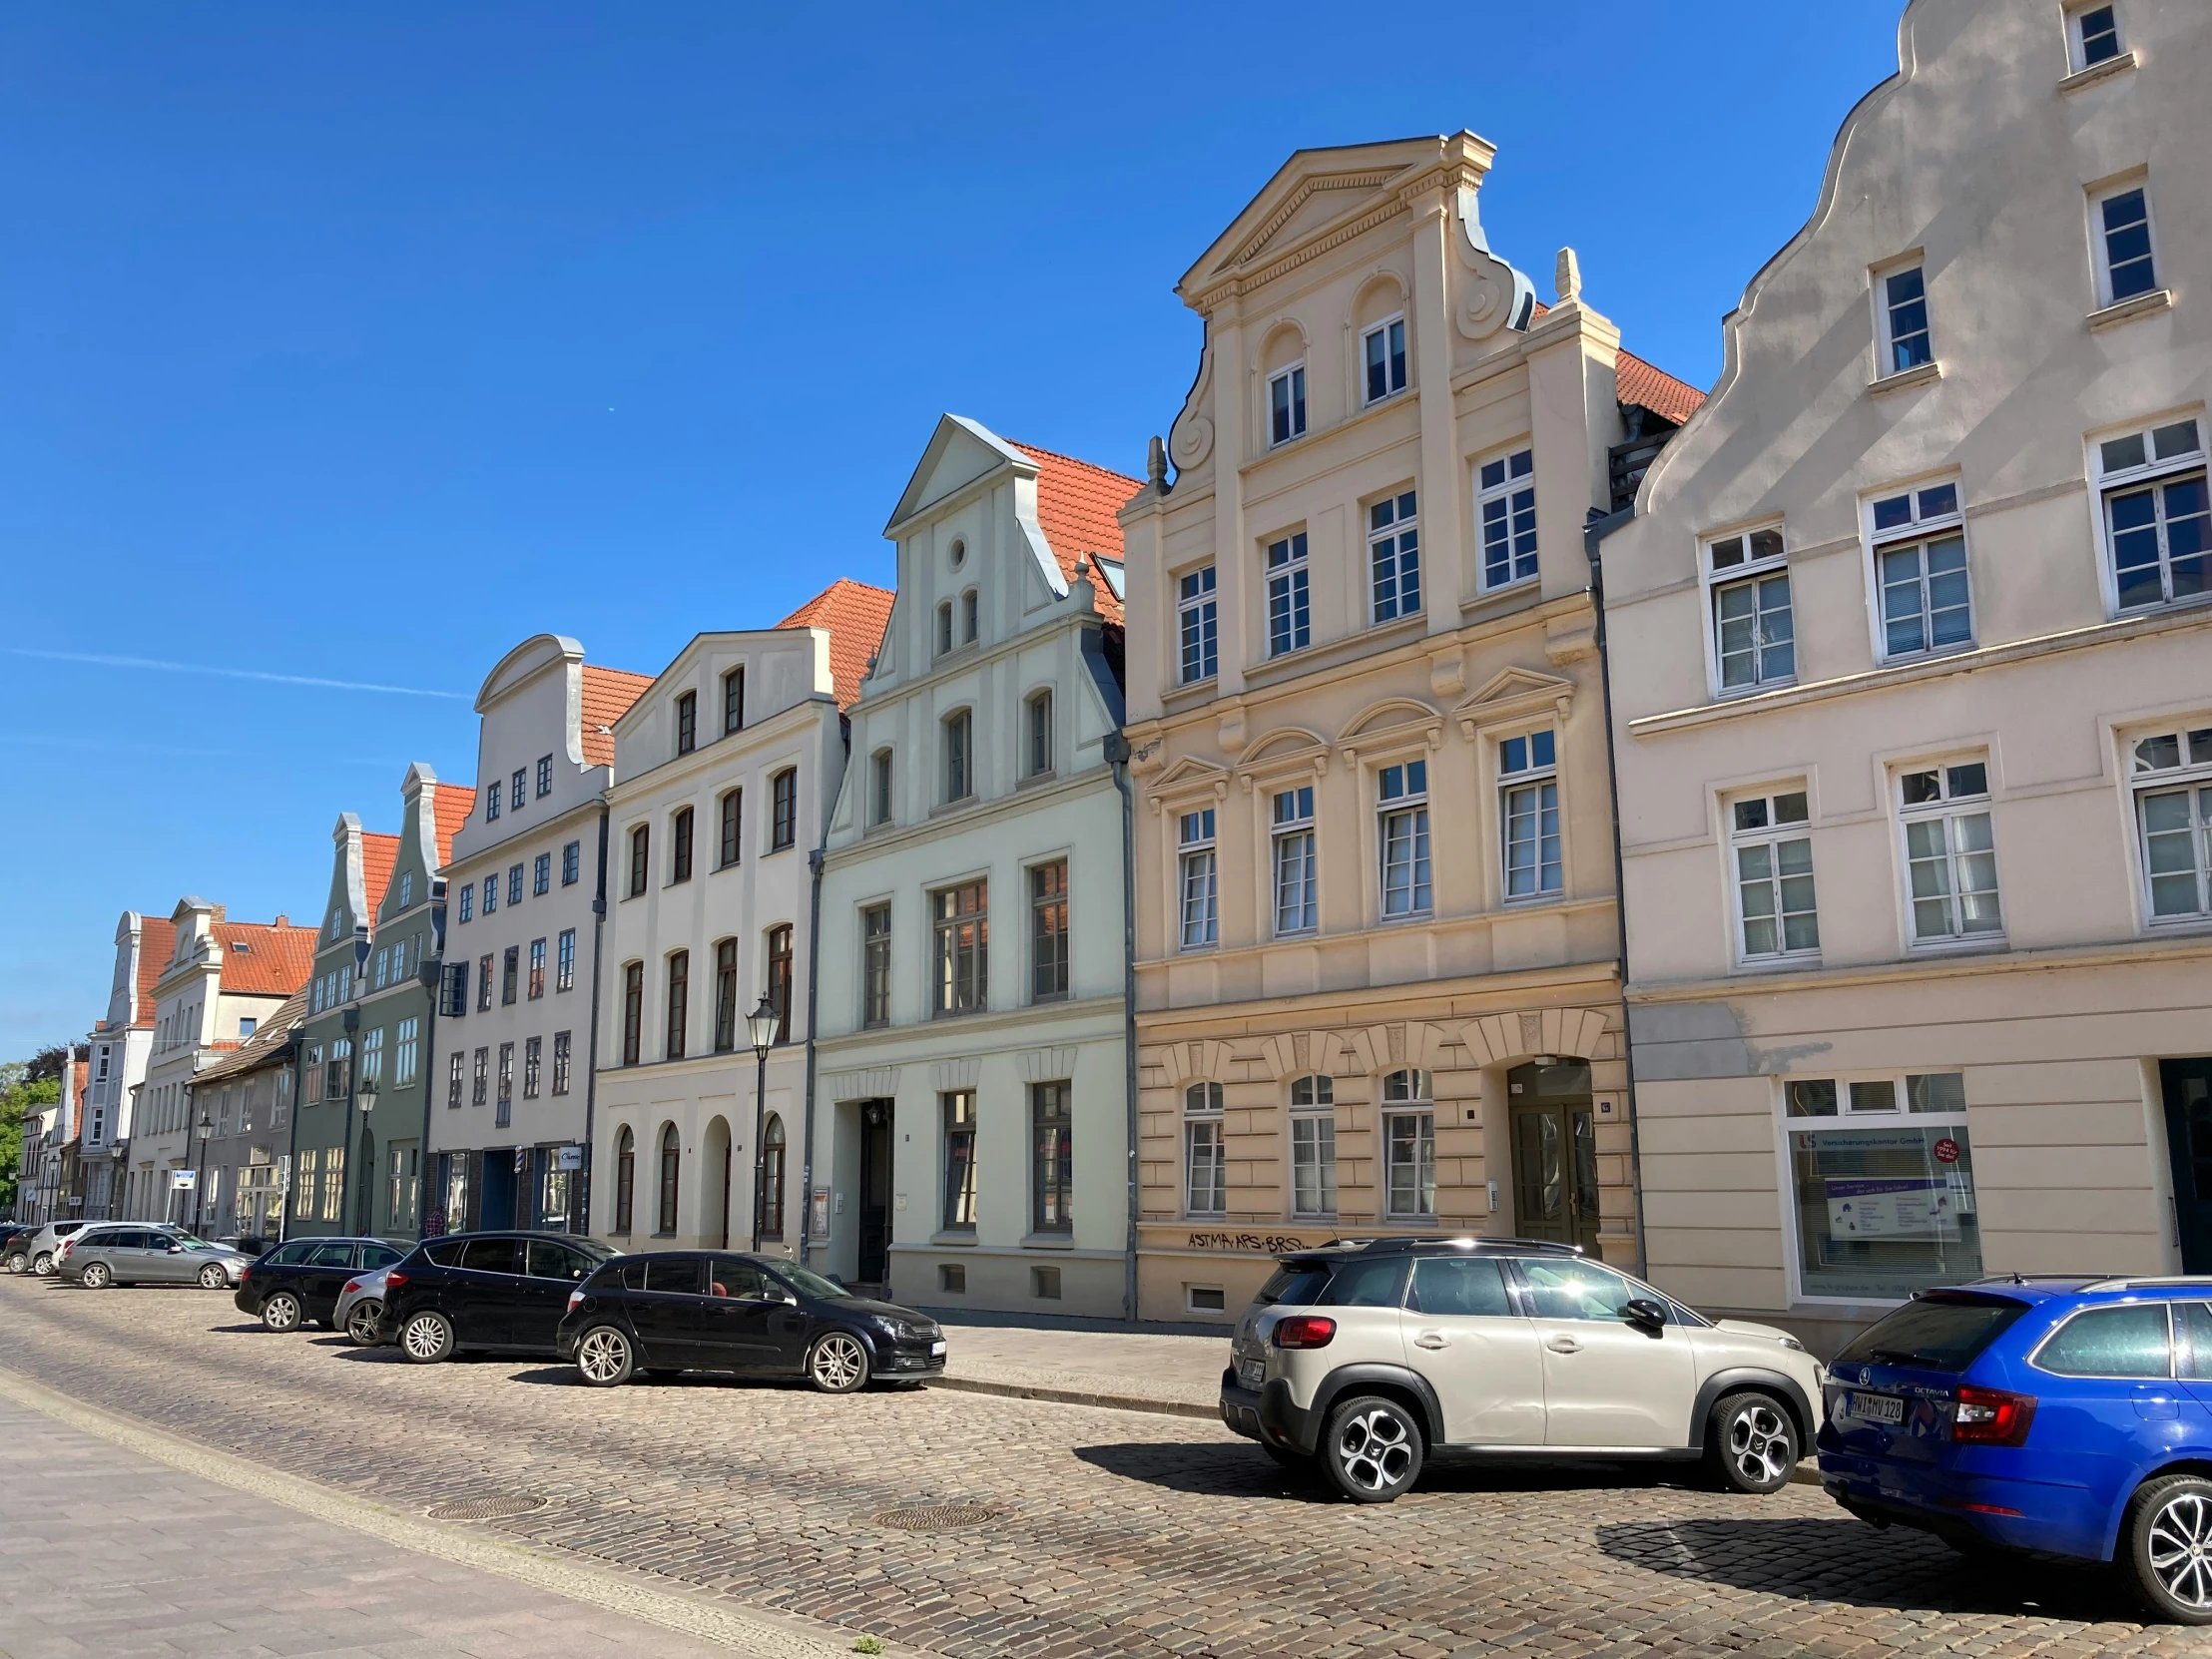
[345,1301,382,1347]
[807,1331,871,1394]
[1320,1393,1423,1504]
[261,1291,302,1333]
[3,1252,26,1275]
[32,1252,55,1277]
[2122,1473,2212,1624]
[1709,1391,1800,1495]
[399,1310,455,1365]
[80,1261,112,1290]
[198,1264,229,1290]
[576,1325,636,1387]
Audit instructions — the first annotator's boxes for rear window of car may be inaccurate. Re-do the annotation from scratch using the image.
[2034,1303,2172,1378]
[1313,1256,1410,1309]
[1256,1266,1334,1308]
[421,1237,466,1266]
[1835,1294,2029,1373]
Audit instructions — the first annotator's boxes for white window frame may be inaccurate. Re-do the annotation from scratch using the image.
[2089,177,2159,308]
[1476,447,1537,592]
[942,709,973,804]
[1377,759,1432,919]
[1289,1074,1336,1218]
[869,748,894,827]
[2068,3,2123,71]
[2128,723,2212,924]
[1368,489,1420,625]
[1185,1081,1226,1217]
[1895,759,2004,948]
[1362,314,1407,405]
[1381,1068,1435,1220]
[1727,788,1821,966]
[1873,259,1933,377]
[1024,690,1054,779]
[1268,362,1307,447]
[1178,808,1219,949]
[934,601,953,657]
[1498,729,1562,901]
[1271,784,1317,936]
[1265,531,1310,658]
[1864,478,1972,662]
[2090,412,2208,616]
[1702,525,1794,697]
[1177,565,1218,685]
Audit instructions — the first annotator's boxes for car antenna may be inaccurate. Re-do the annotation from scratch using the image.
[2011,1272,2024,1285]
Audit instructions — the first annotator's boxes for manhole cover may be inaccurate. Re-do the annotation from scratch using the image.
[872,1503,1004,1531]
[426,1494,548,1521]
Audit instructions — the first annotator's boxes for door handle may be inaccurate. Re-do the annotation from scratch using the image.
[1546,1336,1582,1355]
[1412,1332,1448,1350]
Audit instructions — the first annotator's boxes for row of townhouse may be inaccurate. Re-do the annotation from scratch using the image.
[26,0,2209,1352]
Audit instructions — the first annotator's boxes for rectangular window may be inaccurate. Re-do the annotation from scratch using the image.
[523,1035,541,1100]
[395,1017,419,1086]
[1290,1074,1336,1217]
[561,840,580,885]
[713,937,738,1052]
[1026,691,1053,778]
[1709,528,1794,691]
[536,755,552,798]
[665,951,689,1060]
[496,1041,514,1127]
[961,588,978,644]
[457,883,473,924]
[1379,760,1432,917]
[1870,481,1971,657]
[1500,730,1562,898]
[390,937,406,981]
[1383,1072,1435,1219]
[2095,183,2157,304]
[869,751,892,827]
[2072,4,2121,69]
[1272,785,1317,935]
[671,808,694,882]
[941,1091,977,1231]
[628,825,649,897]
[723,667,745,735]
[621,962,643,1066]
[861,904,892,1028]
[508,862,524,906]
[322,1148,344,1222]
[1030,860,1070,1002]
[551,1031,571,1096]
[1185,1081,1225,1216]
[932,881,988,1014]
[447,1050,463,1109]
[718,790,742,867]
[1731,790,1821,961]
[556,928,575,992]
[501,946,519,1006]
[1363,316,1407,402]
[1786,1070,1978,1300]
[1881,265,1932,372]
[943,713,973,803]
[471,1047,489,1107]
[1031,1081,1072,1234]
[511,769,526,812]
[772,769,798,849]
[675,690,697,755]
[1266,532,1311,657]
[1178,566,1218,684]
[528,937,546,999]
[766,924,793,1043]
[482,874,497,915]
[1369,490,1420,622]
[1899,761,2003,944]
[1269,363,1307,445]
[360,1026,384,1085]
[2098,416,2207,612]
[374,946,389,990]
[533,852,550,896]
[2131,725,2212,919]
[477,954,493,1012]
[485,785,500,822]
[1478,449,1537,590]
[1178,808,1218,948]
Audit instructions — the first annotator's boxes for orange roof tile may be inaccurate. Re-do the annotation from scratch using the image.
[212,921,317,998]
[133,915,178,1027]
[361,831,401,922]
[580,665,656,768]
[1615,348,1705,427]
[1008,442,1141,626]
[777,578,895,711]
[431,784,478,870]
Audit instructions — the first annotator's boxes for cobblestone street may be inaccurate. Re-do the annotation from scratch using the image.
[3,1276,2209,1658]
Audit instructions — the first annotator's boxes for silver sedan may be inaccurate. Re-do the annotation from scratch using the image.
[60,1226,255,1290]
[334,1263,394,1346]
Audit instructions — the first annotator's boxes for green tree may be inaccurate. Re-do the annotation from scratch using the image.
[0,1048,68,1212]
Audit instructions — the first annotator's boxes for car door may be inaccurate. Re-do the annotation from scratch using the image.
[516,1239,596,1352]
[453,1237,524,1344]
[1398,1255,1545,1445]
[298,1242,358,1319]
[621,1254,712,1369]
[148,1231,199,1284]
[1517,1256,1697,1448]
[697,1258,786,1371]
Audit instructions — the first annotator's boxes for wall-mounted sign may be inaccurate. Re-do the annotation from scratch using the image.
[555,1145,584,1171]
[169,1169,198,1190]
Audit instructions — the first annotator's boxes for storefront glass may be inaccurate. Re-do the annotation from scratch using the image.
[1788,1071,1979,1300]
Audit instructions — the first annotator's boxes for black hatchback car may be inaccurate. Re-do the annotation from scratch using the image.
[376,1231,617,1363]
[556,1252,946,1392]
[235,1236,407,1331]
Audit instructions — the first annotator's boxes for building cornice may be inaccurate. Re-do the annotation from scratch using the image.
[1626,929,2212,1005]
[817,993,1128,1057]
[1136,955,1622,1031]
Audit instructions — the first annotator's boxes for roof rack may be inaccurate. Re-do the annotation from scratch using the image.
[1302,1235,1585,1258]
[2076,1275,2212,1293]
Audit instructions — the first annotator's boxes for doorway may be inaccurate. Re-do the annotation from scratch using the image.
[1507,1058,1601,1252]
[2159,1059,2212,1272]
[857,1099,893,1286]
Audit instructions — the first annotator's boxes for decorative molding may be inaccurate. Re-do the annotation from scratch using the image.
[930,1057,981,1093]
[823,1066,900,1103]
[1017,1047,1078,1085]
[1169,346,1216,469]
[1454,666,1576,737]
[2059,50,2136,95]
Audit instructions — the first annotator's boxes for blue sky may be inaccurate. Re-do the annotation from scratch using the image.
[0,1,1905,1057]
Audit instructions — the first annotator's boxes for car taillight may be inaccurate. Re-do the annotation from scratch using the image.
[238,1266,252,1283]
[567,1289,585,1310]
[343,1280,361,1295]
[57,1239,74,1259]
[384,1270,409,1291]
[1953,1384,2036,1446]
[1273,1315,1338,1350]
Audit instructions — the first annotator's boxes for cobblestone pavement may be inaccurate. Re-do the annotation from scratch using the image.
[3,1276,2209,1659]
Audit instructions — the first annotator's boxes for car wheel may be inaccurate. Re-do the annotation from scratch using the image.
[400,1310,455,1365]
[345,1301,383,1347]
[198,1264,229,1290]
[807,1331,870,1394]
[1320,1394,1423,1504]
[3,1252,25,1275]
[2123,1473,2212,1624]
[576,1326,636,1386]
[1710,1391,1799,1495]
[262,1291,302,1332]
[32,1252,55,1277]
[80,1261,112,1290]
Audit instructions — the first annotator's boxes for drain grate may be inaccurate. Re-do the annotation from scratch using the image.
[426,1493,548,1521]
[872,1503,1004,1531]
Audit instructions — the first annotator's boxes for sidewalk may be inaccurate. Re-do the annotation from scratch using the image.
[926,1307,1230,1416]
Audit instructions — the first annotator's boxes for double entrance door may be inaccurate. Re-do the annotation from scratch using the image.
[1507,1059,1601,1252]
[857,1100,893,1286]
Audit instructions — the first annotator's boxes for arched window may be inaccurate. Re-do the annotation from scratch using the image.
[627,823,650,897]
[943,710,973,803]
[613,1127,635,1233]
[1185,1082,1226,1217]
[935,601,954,656]
[1025,689,1054,778]
[761,1114,787,1238]
[1381,1069,1434,1220]
[961,589,979,644]
[657,1123,681,1235]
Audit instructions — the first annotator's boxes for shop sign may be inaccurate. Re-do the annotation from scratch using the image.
[1826,1176,1972,1239]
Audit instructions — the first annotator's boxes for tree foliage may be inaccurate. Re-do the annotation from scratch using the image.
[0,1053,66,1211]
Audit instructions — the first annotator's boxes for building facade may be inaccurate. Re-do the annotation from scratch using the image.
[186,987,305,1244]
[66,911,172,1223]
[591,581,890,1259]
[811,420,1136,1316]
[1119,136,1701,1323]
[435,640,646,1235]
[1602,0,2212,1350]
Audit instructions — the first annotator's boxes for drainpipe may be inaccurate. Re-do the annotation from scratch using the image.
[581,802,610,1235]
[1584,506,1648,1279]
[1105,731,1140,1323]
[279,1025,307,1246]
[799,844,827,1268]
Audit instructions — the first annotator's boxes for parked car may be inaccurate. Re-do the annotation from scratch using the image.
[555,1251,947,1391]
[10,1221,91,1277]
[376,1232,618,1363]
[56,1225,255,1290]
[1220,1237,1825,1504]
[0,1222,37,1269]
[334,1264,395,1346]
[234,1237,407,1332]
[1819,1275,2212,1624]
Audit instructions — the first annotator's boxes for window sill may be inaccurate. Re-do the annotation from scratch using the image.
[1015,770,1057,791]
[1162,677,1218,714]
[1712,679,1798,703]
[931,1006,989,1020]
[1176,943,1220,955]
[929,1231,977,1247]
[2088,288,2172,330]
[2059,50,2136,94]
[929,797,978,821]
[1733,954,1825,975]
[1022,1232,1076,1250]
[1868,360,1941,395]
[1906,935,2008,957]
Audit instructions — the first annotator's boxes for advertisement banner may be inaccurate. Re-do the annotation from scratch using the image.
[1826,1176,1973,1239]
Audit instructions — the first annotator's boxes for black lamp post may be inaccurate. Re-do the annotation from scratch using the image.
[746,994,779,1252]
[192,1113,214,1234]
[355,1073,379,1236]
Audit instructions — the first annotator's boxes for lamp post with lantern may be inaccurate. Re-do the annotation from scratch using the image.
[354,1073,379,1236]
[192,1113,214,1234]
[746,994,779,1252]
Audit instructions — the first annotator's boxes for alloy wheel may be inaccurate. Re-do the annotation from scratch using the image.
[81,1262,111,1290]
[401,1313,452,1363]
[1333,1405,1415,1495]
[346,1301,382,1346]
[809,1333,867,1392]
[264,1293,300,1332]
[1728,1402,1794,1488]
[32,1252,54,1277]
[199,1264,228,1290]
[578,1327,632,1385]
[2149,1491,2212,1611]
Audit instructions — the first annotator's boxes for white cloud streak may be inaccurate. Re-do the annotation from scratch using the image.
[3,648,469,700]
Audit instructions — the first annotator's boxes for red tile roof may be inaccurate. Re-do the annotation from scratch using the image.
[212,921,318,998]
[431,784,478,870]
[581,665,655,768]
[361,831,401,923]
[1009,442,1142,627]
[133,915,178,1027]
[777,578,896,711]
[1616,348,1705,427]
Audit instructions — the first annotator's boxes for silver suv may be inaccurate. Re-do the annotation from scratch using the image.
[1221,1239,1825,1504]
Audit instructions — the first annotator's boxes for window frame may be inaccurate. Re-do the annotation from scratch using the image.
[664,950,689,1061]
[1177,807,1219,949]
[1030,1080,1072,1235]
[1703,525,1795,696]
[1895,760,2004,948]
[1368,489,1421,625]
[1271,784,1318,937]
[1362,313,1408,405]
[942,710,974,805]
[1184,1081,1226,1218]
[1381,1068,1436,1221]
[770,768,799,851]
[527,937,546,999]
[675,691,697,756]
[670,806,694,883]
[940,1090,977,1233]
[2128,723,2212,924]
[1268,361,1308,447]
[620,962,644,1066]
[765,923,794,1043]
[1028,858,1070,1004]
[1265,531,1311,658]
[1288,1073,1337,1219]
[627,825,649,899]
[722,667,746,736]
[2090,413,2209,616]
[718,789,742,868]
[1476,447,1537,593]
[1498,729,1563,902]
[2069,3,2122,71]
[1377,759,1433,919]
[860,903,892,1028]
[868,750,893,828]
[556,928,576,993]
[1177,565,1219,686]
[931,879,989,1016]
[2089,178,2158,308]
[1864,479,1973,662]
[1727,788,1823,966]
[1024,690,1054,779]
[1874,259,1934,376]
[713,937,739,1053]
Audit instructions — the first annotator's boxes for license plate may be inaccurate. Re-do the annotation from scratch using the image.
[1238,1358,1266,1390]
[929,1341,946,1357]
[1848,1391,1905,1424]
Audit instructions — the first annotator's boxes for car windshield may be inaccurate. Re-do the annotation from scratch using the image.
[774,1265,850,1301]
[1834,1293,2029,1373]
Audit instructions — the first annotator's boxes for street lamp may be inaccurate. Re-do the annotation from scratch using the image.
[356,1074,379,1237]
[193,1114,214,1235]
[747,994,779,1253]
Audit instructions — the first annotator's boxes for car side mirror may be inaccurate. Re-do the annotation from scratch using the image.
[1622,1297,1669,1334]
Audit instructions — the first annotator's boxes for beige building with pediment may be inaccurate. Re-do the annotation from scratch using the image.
[1118,134,1703,1322]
